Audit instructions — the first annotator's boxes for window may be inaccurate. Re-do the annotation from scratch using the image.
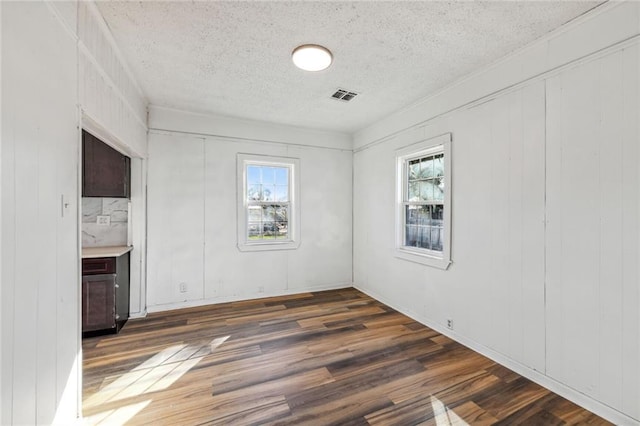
[237,154,300,251]
[396,133,452,269]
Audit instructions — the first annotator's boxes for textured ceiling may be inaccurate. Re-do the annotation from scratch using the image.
[97,1,602,134]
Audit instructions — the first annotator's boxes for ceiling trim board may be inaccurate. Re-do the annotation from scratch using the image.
[148,105,353,151]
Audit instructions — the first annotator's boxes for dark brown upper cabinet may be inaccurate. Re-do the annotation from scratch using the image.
[83,130,130,198]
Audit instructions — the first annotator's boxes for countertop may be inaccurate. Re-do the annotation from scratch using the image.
[82,245,133,259]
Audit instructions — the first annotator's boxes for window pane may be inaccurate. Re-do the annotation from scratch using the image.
[263,221,276,237]
[276,221,288,239]
[434,154,444,177]
[405,204,444,252]
[275,205,288,222]
[246,204,290,241]
[405,223,431,249]
[247,166,261,185]
[247,165,290,203]
[433,177,444,201]
[248,222,261,239]
[247,184,263,201]
[421,157,434,179]
[261,167,276,185]
[263,205,276,221]
[419,181,434,201]
[248,206,262,222]
[413,180,444,202]
[407,154,445,202]
[275,185,289,202]
[406,205,430,248]
[408,181,419,201]
[431,226,443,251]
[275,168,288,185]
[409,159,421,180]
[263,185,275,201]
[433,204,444,221]
[275,205,289,239]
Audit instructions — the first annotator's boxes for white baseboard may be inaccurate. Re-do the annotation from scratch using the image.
[354,284,639,426]
[146,282,352,314]
[128,311,148,319]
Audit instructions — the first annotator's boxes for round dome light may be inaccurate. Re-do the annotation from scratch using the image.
[292,44,333,72]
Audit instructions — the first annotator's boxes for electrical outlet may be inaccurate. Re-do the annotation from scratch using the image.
[179,283,187,293]
[258,286,264,293]
[96,215,110,226]
[446,318,453,330]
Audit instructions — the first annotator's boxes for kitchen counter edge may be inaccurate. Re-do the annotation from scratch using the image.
[82,245,133,259]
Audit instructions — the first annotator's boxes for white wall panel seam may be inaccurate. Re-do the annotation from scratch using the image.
[543,79,548,376]
[620,47,627,405]
[597,57,603,401]
[8,62,17,426]
[0,0,3,421]
[202,138,205,298]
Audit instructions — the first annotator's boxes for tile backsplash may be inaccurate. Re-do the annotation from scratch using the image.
[82,198,129,247]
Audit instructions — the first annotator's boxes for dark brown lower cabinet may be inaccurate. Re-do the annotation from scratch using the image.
[82,274,116,332]
[82,253,130,336]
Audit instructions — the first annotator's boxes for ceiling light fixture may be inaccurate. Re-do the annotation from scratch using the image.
[292,44,333,72]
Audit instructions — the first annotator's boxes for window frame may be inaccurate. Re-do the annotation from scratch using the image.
[395,133,452,269]
[237,153,301,252]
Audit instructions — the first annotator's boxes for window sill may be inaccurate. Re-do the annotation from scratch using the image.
[395,248,451,270]
[237,240,300,252]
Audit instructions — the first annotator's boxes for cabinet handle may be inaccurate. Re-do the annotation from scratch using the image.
[115,314,120,320]
[115,283,120,288]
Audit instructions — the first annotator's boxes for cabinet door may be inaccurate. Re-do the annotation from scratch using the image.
[82,274,116,332]
[82,130,130,198]
[115,253,130,323]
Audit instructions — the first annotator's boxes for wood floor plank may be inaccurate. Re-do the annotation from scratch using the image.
[473,377,551,419]
[82,288,612,425]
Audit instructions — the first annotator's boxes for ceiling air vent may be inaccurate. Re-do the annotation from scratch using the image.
[331,89,359,102]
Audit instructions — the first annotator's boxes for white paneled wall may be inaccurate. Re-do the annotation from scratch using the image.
[147,133,205,306]
[77,1,147,157]
[146,111,352,311]
[2,2,79,424]
[353,4,640,424]
[2,1,148,424]
[201,137,288,301]
[353,84,547,371]
[450,83,547,373]
[546,47,639,417]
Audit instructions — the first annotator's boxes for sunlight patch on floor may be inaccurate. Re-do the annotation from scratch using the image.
[431,395,470,426]
[84,400,151,426]
[83,336,230,424]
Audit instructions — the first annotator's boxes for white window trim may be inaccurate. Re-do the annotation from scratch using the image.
[395,133,452,269]
[237,153,301,252]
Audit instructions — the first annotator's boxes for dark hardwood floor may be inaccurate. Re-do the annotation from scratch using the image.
[82,288,611,425]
